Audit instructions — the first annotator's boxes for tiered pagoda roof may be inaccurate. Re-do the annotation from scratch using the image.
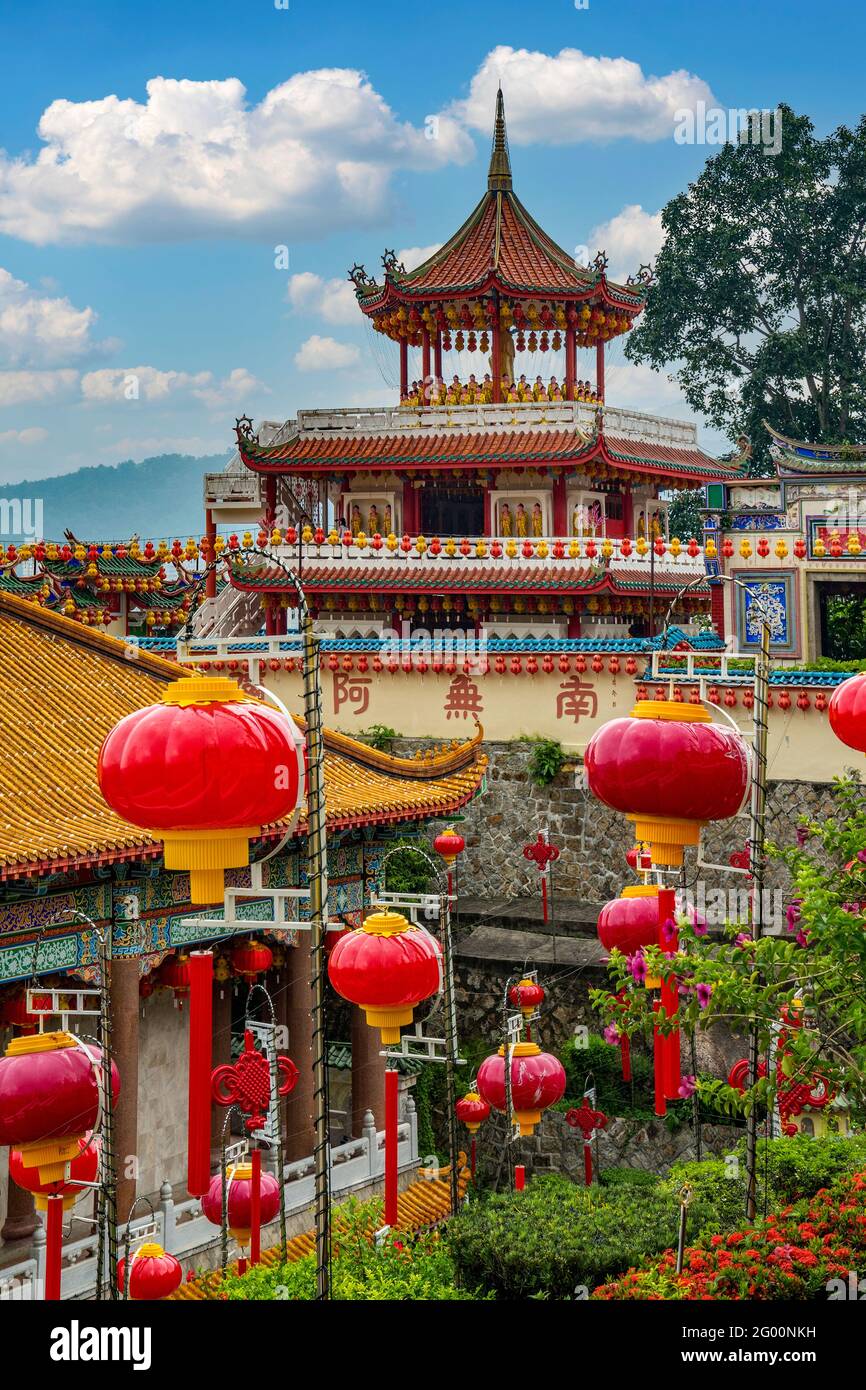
[765,421,866,476]
[350,89,651,340]
[0,591,486,881]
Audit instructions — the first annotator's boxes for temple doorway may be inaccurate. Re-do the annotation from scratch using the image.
[420,483,484,536]
[816,580,866,660]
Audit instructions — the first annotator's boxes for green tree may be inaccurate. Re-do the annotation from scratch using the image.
[627,106,866,469]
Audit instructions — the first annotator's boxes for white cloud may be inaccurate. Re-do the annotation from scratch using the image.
[0,71,474,246]
[79,364,267,406]
[397,244,443,273]
[589,205,664,281]
[294,335,360,371]
[455,46,715,145]
[0,267,114,366]
[0,426,48,446]
[0,369,79,407]
[287,272,357,325]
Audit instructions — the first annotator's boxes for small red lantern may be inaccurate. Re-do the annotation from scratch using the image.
[828,672,866,755]
[585,700,750,867]
[202,1163,280,1247]
[231,939,274,983]
[455,1091,490,1134]
[117,1243,183,1301]
[433,827,465,867]
[477,1042,565,1136]
[159,952,192,1006]
[508,978,545,1019]
[597,885,661,954]
[0,989,40,1034]
[98,675,305,904]
[327,910,441,1043]
[10,1134,99,1211]
[0,1032,120,1184]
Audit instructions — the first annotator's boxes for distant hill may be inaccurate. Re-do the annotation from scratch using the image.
[0,452,232,541]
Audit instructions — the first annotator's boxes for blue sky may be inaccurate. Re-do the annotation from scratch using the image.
[0,0,863,486]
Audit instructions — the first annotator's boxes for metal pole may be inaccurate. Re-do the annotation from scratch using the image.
[744,617,771,1221]
[301,607,331,1300]
[98,922,119,1299]
[440,892,461,1216]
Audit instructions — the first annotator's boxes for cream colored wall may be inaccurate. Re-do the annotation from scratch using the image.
[269,666,858,782]
[136,988,190,1199]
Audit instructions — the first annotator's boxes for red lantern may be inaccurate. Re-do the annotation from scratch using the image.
[327,910,441,1043]
[508,978,545,1019]
[585,700,750,867]
[98,675,305,903]
[828,672,866,755]
[0,990,40,1034]
[476,1042,565,1136]
[117,1243,183,1300]
[0,1032,120,1184]
[455,1091,490,1134]
[10,1134,99,1211]
[597,885,662,954]
[433,827,465,867]
[159,952,192,1006]
[202,1162,280,1246]
[231,939,274,983]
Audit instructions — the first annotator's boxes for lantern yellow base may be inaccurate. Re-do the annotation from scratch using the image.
[627,815,702,868]
[162,828,259,904]
[363,1005,414,1044]
[16,1136,83,1186]
[514,1111,541,1137]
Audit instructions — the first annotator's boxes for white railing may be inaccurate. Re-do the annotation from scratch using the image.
[0,1100,418,1301]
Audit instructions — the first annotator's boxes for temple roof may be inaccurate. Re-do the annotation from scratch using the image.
[235,422,736,485]
[0,591,486,880]
[765,421,866,475]
[351,91,649,315]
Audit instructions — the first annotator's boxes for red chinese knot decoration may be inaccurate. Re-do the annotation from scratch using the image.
[522,833,560,873]
[211,1029,298,1132]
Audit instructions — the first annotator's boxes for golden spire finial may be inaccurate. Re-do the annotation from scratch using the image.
[487,86,513,192]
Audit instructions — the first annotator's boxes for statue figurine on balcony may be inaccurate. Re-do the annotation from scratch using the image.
[351,504,362,537]
[516,503,528,538]
[383,503,392,534]
[532,502,544,537]
[500,502,513,537]
[368,503,379,535]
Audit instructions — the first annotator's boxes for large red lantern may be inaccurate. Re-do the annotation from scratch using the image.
[9,1135,99,1211]
[98,675,305,903]
[0,1032,120,1183]
[202,1162,280,1247]
[327,909,441,1043]
[585,701,749,866]
[828,672,866,755]
[231,939,274,983]
[117,1243,183,1300]
[476,1042,566,1135]
[455,1091,490,1134]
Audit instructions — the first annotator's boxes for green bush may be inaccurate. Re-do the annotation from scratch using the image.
[662,1158,749,1240]
[745,1133,866,1202]
[382,839,433,895]
[559,1034,653,1119]
[527,737,566,787]
[447,1173,682,1299]
[599,1167,659,1189]
[358,724,399,750]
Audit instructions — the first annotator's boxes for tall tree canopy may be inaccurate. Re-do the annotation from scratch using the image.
[627,106,866,470]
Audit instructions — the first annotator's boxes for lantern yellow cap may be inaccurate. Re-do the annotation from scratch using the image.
[359,909,412,938]
[5,1030,77,1058]
[161,676,247,707]
[496,1041,540,1059]
[132,1242,166,1261]
[621,885,659,899]
[631,700,712,723]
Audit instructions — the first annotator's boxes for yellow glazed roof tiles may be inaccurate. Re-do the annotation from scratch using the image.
[0,593,485,878]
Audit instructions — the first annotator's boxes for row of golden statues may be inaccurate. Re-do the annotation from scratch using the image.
[400,374,601,407]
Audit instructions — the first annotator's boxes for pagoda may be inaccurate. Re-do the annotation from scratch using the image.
[205,92,743,647]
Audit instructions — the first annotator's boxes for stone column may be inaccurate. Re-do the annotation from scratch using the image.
[351,1007,386,1139]
[210,978,233,1163]
[110,955,140,1223]
[282,943,316,1163]
[1,1153,37,1242]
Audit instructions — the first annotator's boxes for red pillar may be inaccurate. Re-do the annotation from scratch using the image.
[265,476,277,528]
[659,887,681,1100]
[385,1068,399,1226]
[205,508,217,599]
[421,330,431,400]
[514,1165,525,1192]
[565,328,576,400]
[653,1000,666,1117]
[187,951,213,1198]
[492,297,502,402]
[596,340,605,402]
[433,331,442,385]
[249,1147,262,1266]
[399,338,408,400]
[711,584,726,639]
[44,1194,63,1300]
[552,476,567,537]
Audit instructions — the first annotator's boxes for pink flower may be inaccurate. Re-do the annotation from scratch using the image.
[735,932,752,949]
[696,982,712,1009]
[628,950,647,985]
[661,917,677,945]
[603,1023,621,1046]
[796,826,810,848]
[786,900,802,932]
[678,1075,697,1098]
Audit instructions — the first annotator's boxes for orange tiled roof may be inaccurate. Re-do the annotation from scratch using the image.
[0,591,485,879]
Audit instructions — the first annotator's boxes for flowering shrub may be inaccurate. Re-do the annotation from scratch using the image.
[594,1168,866,1299]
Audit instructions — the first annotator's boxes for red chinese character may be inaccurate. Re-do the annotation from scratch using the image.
[555,677,598,723]
[333,671,371,716]
[443,674,484,720]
